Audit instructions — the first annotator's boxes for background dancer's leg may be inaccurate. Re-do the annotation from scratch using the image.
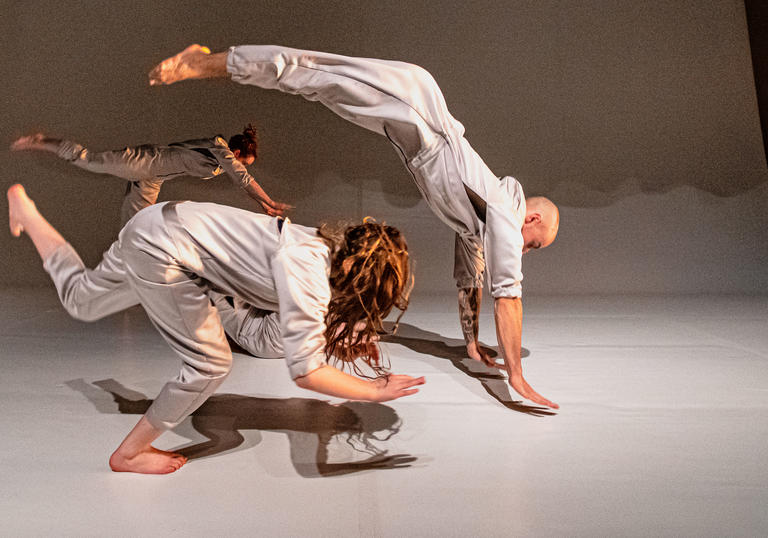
[121,179,164,225]
[151,45,457,160]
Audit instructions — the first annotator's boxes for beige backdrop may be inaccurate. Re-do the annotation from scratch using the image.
[2,0,766,293]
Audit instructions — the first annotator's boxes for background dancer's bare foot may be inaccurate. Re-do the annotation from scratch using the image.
[148,44,212,85]
[8,184,36,237]
[109,447,188,474]
[11,134,45,151]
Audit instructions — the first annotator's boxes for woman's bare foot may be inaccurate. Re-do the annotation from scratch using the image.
[7,184,36,237]
[11,133,45,151]
[109,446,188,474]
[148,44,213,85]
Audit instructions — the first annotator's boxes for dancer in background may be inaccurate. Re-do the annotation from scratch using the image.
[8,183,423,474]
[149,44,559,409]
[11,124,292,224]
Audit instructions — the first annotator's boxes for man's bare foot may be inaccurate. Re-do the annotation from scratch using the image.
[149,44,211,86]
[10,134,46,151]
[7,184,37,237]
[109,446,188,474]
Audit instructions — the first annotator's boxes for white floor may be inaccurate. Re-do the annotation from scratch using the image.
[1,288,767,537]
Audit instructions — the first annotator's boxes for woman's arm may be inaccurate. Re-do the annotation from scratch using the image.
[295,365,424,402]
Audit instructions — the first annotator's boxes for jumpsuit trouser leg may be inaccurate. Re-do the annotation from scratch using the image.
[211,292,284,359]
[56,140,166,225]
[43,204,234,431]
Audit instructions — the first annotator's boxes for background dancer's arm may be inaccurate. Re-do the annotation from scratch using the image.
[212,143,293,216]
[495,297,558,409]
[243,179,292,216]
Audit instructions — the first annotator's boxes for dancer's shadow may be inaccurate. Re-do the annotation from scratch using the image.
[382,323,556,417]
[66,378,417,477]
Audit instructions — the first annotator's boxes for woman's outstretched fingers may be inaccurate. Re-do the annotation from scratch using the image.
[378,374,425,401]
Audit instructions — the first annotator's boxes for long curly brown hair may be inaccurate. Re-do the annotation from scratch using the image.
[318,219,412,377]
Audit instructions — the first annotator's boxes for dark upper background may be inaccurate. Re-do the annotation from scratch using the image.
[2,0,766,294]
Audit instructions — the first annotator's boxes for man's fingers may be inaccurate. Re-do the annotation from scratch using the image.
[520,379,559,409]
[527,393,559,409]
[510,377,559,409]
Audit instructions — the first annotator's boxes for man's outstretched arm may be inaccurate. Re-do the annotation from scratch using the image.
[494,297,558,409]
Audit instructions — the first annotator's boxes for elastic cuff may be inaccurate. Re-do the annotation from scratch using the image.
[143,407,174,432]
[290,359,327,381]
[225,46,238,76]
[491,288,523,299]
[42,242,79,274]
[56,140,84,161]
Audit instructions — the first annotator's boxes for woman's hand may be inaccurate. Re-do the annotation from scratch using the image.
[261,200,294,217]
[370,374,425,402]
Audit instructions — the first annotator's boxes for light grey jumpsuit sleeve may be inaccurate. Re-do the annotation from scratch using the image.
[271,228,332,380]
[225,45,523,297]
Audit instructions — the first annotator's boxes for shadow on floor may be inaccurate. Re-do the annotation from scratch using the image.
[66,378,417,477]
[383,322,556,417]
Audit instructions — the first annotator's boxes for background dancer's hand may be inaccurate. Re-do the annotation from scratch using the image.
[260,200,293,217]
[371,374,425,402]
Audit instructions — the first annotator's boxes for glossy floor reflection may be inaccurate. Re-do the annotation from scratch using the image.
[1,288,766,537]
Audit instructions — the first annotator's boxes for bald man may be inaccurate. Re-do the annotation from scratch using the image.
[149,44,560,409]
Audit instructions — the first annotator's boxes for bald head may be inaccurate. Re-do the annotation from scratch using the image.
[522,196,559,253]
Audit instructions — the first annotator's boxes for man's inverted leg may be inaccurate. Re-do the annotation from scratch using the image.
[150,44,459,160]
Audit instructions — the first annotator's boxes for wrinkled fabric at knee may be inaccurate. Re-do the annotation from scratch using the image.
[43,242,136,321]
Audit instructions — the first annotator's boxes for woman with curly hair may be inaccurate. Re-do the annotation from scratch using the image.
[211,219,415,374]
[11,124,291,223]
[8,183,423,475]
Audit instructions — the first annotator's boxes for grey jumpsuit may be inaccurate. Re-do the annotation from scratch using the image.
[226,45,527,298]
[56,137,255,225]
[212,293,284,359]
[43,201,330,430]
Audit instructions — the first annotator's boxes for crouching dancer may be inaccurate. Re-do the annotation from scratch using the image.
[8,184,423,474]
